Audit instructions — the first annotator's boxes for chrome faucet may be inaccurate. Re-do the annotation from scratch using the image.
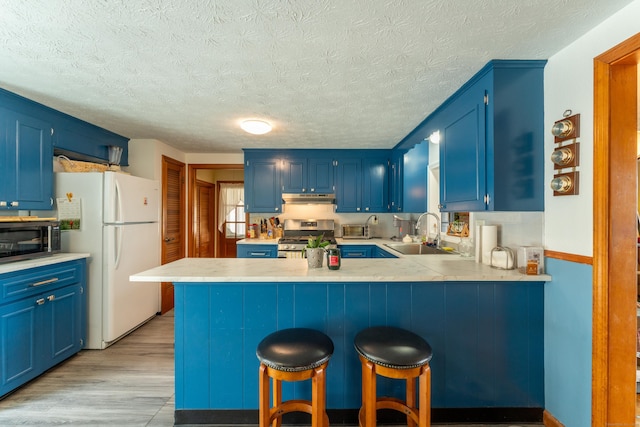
[415,212,441,247]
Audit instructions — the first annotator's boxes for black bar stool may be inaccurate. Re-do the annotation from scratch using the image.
[354,326,432,427]
[257,328,334,427]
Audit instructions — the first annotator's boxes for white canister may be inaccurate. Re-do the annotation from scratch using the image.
[517,246,544,274]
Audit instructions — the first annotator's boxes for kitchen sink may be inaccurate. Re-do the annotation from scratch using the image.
[383,243,455,255]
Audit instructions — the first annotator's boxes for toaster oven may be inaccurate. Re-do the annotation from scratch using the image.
[341,224,373,239]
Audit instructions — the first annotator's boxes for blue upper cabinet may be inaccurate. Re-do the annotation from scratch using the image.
[282,151,334,194]
[334,156,361,212]
[307,155,335,194]
[282,155,305,193]
[244,150,282,213]
[362,155,388,213]
[0,108,53,210]
[0,88,128,167]
[335,151,389,213]
[437,60,546,212]
[402,140,429,213]
[245,149,391,213]
[0,88,129,211]
[439,74,488,212]
[54,117,128,166]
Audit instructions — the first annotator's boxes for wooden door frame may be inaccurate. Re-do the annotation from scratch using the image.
[187,163,243,257]
[592,32,640,426]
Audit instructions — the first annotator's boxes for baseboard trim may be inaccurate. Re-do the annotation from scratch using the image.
[175,407,544,425]
[543,409,565,427]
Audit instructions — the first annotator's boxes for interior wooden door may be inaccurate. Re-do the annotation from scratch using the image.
[194,179,214,257]
[161,156,185,314]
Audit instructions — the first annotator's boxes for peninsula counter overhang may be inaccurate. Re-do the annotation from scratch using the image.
[130,256,551,283]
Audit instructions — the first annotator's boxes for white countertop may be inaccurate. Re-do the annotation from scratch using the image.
[130,255,550,283]
[237,237,404,245]
[237,238,279,244]
[0,253,91,275]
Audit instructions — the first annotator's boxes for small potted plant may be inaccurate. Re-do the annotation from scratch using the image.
[302,234,330,268]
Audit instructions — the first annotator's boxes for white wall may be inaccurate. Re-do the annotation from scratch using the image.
[544,1,640,256]
[185,152,243,165]
[125,139,186,181]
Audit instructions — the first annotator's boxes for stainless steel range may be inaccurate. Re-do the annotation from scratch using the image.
[277,219,337,258]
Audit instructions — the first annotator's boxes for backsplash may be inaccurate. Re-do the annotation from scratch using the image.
[250,205,544,251]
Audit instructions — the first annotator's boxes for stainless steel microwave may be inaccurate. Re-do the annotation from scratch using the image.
[341,224,373,239]
[0,220,61,264]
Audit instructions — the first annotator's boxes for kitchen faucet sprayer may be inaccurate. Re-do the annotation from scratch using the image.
[416,212,441,248]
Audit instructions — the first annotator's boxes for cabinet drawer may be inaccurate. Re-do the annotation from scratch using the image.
[1,262,81,304]
[339,245,374,258]
[237,244,277,258]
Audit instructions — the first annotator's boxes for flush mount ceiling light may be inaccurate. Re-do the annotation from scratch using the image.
[240,119,272,135]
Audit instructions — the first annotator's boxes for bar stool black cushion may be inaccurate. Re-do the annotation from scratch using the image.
[257,327,334,372]
[354,326,432,369]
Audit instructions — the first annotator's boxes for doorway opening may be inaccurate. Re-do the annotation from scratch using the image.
[187,163,244,258]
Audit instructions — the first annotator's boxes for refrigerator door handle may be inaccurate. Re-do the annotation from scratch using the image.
[114,225,123,269]
[114,178,123,223]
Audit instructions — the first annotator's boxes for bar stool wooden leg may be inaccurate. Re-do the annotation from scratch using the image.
[272,376,282,427]
[419,364,431,427]
[259,363,271,427]
[406,377,416,427]
[359,356,376,427]
[311,364,326,427]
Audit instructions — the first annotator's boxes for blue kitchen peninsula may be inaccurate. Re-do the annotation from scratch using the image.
[131,256,549,424]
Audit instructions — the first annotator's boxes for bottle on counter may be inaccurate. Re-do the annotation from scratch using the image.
[327,248,341,270]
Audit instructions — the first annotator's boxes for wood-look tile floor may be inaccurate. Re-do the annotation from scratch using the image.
[0,310,541,426]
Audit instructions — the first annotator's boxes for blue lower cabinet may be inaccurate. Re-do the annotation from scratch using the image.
[236,244,277,258]
[0,259,86,397]
[173,280,544,410]
[0,297,38,393]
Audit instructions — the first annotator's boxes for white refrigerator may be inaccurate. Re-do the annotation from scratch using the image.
[55,171,161,349]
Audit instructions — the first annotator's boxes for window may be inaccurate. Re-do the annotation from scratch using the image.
[218,183,245,238]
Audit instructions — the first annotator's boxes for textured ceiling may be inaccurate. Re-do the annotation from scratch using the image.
[0,0,635,153]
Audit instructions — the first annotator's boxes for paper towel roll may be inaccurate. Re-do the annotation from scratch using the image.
[481,225,498,266]
[475,225,483,263]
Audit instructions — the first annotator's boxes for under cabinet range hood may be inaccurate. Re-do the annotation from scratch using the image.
[282,193,336,205]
